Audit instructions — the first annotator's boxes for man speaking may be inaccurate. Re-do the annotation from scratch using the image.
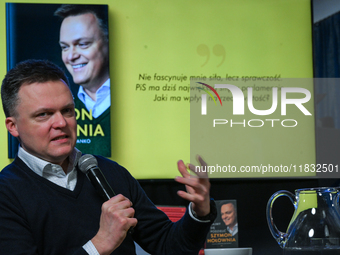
[0,59,216,254]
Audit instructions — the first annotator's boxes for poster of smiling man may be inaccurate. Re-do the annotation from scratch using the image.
[6,3,111,157]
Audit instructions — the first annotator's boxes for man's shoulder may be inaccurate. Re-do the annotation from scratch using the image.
[91,155,137,189]
[0,158,33,194]
[91,155,127,175]
[92,155,117,165]
[0,158,26,180]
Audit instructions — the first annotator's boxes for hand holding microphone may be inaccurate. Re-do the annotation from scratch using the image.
[78,155,137,253]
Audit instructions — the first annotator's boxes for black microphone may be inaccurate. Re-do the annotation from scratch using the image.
[78,154,134,234]
[78,154,115,201]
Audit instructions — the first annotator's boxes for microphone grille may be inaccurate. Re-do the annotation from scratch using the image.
[78,154,98,173]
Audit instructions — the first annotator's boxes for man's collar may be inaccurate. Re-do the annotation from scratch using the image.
[77,78,110,101]
[18,146,82,176]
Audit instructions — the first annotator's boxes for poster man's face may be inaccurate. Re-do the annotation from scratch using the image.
[221,203,237,228]
[59,13,109,91]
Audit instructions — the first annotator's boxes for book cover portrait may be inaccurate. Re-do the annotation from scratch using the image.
[206,200,238,249]
[6,3,111,157]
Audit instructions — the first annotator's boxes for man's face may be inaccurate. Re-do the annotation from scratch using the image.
[221,203,237,228]
[59,13,109,91]
[6,80,77,166]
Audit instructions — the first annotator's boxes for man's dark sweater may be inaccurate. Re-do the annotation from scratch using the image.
[0,156,213,255]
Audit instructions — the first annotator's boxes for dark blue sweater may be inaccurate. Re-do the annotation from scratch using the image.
[0,156,213,255]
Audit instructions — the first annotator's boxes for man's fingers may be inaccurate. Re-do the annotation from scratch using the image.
[101,194,137,230]
[186,156,209,179]
[177,190,206,204]
[104,194,131,207]
[177,160,191,178]
[197,155,207,167]
[175,175,208,195]
[102,195,134,220]
[175,175,199,189]
[175,156,211,217]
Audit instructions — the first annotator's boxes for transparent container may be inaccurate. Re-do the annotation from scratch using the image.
[267,187,340,254]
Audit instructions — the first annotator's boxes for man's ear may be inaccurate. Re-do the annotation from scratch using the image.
[5,117,19,137]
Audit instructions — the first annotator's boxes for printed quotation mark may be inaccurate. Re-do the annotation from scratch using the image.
[196,44,226,67]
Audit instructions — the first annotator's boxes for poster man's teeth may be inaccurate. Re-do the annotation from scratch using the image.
[73,64,86,68]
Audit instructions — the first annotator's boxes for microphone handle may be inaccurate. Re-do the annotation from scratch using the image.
[86,166,134,234]
[87,167,116,201]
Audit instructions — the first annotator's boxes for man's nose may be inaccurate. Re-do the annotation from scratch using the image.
[67,46,80,61]
[52,112,67,128]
